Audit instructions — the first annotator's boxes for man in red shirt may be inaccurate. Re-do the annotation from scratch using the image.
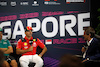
[16,26,47,67]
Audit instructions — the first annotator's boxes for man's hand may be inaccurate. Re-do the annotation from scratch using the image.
[0,48,7,52]
[4,46,13,54]
[81,47,86,53]
[82,59,87,63]
[38,54,42,57]
[28,46,33,52]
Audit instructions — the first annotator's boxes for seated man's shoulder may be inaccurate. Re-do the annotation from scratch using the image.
[2,39,9,42]
[93,38,99,42]
[18,39,22,42]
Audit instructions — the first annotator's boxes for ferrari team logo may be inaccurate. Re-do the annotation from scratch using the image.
[24,42,27,46]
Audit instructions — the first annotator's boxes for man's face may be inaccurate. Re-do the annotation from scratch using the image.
[83,31,89,41]
[25,30,32,38]
[0,32,2,40]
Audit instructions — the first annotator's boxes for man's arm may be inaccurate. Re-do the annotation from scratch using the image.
[38,46,47,57]
[4,46,13,54]
[0,48,7,52]
[81,47,86,53]
[16,46,33,55]
[82,53,100,63]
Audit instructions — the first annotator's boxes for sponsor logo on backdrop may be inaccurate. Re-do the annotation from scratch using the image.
[53,38,85,44]
[66,0,85,4]
[41,37,86,45]
[44,0,60,5]
[0,2,7,6]
[32,1,39,6]
[20,1,29,6]
[11,2,16,6]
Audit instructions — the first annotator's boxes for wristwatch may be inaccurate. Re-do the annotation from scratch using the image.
[87,58,89,60]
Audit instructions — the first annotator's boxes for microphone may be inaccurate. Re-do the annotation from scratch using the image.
[29,40,33,46]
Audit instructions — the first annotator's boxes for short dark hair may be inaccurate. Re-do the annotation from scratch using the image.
[84,27,95,38]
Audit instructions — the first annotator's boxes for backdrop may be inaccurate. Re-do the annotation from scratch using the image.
[0,0,90,67]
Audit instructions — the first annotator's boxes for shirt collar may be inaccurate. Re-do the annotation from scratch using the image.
[87,38,93,46]
[89,38,93,44]
[25,36,33,41]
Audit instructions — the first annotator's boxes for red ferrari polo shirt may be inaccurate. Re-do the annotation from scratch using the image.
[17,36,45,56]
